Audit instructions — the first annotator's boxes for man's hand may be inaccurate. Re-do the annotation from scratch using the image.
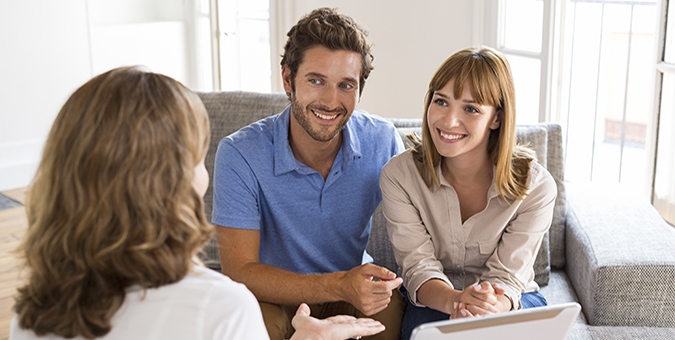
[451,282,509,319]
[337,263,403,316]
[290,303,385,340]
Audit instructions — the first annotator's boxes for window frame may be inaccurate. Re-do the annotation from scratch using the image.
[651,0,675,224]
[485,0,673,221]
[478,0,560,123]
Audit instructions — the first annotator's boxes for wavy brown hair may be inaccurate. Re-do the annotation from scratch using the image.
[412,46,536,201]
[13,66,212,338]
[281,7,374,96]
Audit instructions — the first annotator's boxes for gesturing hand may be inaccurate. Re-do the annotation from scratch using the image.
[290,303,385,340]
[338,263,403,316]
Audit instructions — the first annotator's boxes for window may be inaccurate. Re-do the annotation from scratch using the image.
[560,1,658,198]
[216,0,271,92]
[494,0,553,124]
[653,0,675,225]
[494,0,660,202]
[194,0,215,91]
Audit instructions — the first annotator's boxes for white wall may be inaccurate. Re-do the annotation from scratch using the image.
[0,0,198,191]
[0,0,92,191]
[271,0,479,119]
[0,0,479,191]
[87,0,191,87]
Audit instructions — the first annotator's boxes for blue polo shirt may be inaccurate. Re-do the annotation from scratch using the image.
[212,107,403,274]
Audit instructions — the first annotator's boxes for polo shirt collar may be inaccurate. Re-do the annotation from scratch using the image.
[273,107,362,176]
[342,114,362,166]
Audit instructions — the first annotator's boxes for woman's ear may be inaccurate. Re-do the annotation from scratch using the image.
[490,109,502,130]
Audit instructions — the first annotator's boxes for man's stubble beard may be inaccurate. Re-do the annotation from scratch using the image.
[290,93,349,143]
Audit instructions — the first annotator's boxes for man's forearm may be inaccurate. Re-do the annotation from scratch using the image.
[228,262,347,305]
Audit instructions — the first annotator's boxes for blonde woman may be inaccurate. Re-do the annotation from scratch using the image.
[379,47,556,340]
[10,66,384,340]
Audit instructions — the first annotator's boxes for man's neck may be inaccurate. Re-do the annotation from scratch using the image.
[288,122,343,180]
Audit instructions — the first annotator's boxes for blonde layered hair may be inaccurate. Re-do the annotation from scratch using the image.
[14,66,212,338]
[412,46,536,201]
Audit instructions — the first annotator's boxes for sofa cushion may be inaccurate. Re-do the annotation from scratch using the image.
[516,125,551,286]
[565,184,675,327]
[541,123,567,269]
[538,270,590,340]
[367,204,398,272]
[514,124,568,270]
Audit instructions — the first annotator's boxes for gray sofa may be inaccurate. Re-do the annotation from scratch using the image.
[197,91,675,339]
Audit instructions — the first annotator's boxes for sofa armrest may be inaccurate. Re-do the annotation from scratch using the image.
[565,184,675,327]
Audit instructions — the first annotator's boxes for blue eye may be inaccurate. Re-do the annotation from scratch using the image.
[340,83,355,90]
[309,78,322,85]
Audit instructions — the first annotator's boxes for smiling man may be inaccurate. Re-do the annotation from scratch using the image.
[211,7,405,340]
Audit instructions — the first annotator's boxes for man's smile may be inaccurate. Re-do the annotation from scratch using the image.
[312,109,340,121]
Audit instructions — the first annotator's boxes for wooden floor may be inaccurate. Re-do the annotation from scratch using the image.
[0,188,28,340]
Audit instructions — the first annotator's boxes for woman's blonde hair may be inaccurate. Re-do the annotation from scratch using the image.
[14,66,212,338]
[412,46,536,201]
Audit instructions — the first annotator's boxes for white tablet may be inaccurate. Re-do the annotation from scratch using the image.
[410,302,581,340]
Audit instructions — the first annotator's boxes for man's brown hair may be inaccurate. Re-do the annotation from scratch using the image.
[281,7,373,95]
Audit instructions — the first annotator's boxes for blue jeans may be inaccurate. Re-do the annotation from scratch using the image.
[400,287,548,340]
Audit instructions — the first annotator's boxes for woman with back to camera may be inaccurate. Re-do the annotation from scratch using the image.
[379,46,556,340]
[10,66,385,340]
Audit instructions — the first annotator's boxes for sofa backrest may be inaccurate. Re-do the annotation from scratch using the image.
[197,91,567,285]
[198,91,289,270]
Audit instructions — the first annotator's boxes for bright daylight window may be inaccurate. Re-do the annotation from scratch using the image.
[500,0,545,125]
[560,0,658,200]
[653,0,675,225]
[499,0,659,201]
[196,0,214,91]
[217,0,271,92]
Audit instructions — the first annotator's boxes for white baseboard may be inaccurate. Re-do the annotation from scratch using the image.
[0,162,38,191]
[0,139,44,191]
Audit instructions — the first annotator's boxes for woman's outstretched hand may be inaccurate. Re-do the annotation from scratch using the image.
[290,303,385,340]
